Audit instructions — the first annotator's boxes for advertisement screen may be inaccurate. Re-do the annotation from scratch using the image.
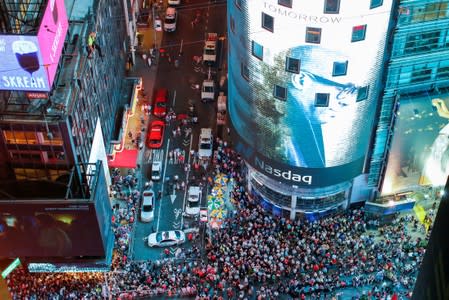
[382,92,449,194]
[0,202,105,258]
[0,35,49,91]
[228,0,393,187]
[37,0,69,89]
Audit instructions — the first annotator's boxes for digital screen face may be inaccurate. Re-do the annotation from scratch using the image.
[0,35,49,91]
[382,92,449,194]
[0,203,105,258]
[228,0,393,187]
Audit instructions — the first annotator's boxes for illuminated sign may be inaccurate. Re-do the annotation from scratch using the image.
[0,0,68,92]
[37,0,69,89]
[1,258,20,279]
[382,93,449,194]
[26,92,49,99]
[227,0,393,186]
[0,35,48,91]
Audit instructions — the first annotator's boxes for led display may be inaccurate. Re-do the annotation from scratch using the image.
[228,0,393,187]
[37,0,69,89]
[0,0,68,92]
[0,202,105,258]
[382,92,449,194]
[0,35,49,91]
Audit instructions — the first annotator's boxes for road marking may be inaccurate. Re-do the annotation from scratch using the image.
[170,190,176,204]
[180,133,194,229]
[172,221,181,229]
[156,138,171,232]
[174,208,182,219]
[172,90,177,106]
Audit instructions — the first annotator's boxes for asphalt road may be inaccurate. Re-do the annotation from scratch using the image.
[131,0,227,261]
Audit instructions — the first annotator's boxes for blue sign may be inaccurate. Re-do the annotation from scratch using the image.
[0,35,49,91]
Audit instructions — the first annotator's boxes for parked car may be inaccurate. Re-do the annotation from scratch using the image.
[146,120,165,149]
[153,88,168,118]
[185,186,201,216]
[198,128,213,159]
[164,7,177,32]
[147,230,185,247]
[141,189,155,222]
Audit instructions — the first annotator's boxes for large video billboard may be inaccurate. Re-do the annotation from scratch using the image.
[0,202,105,258]
[0,0,68,92]
[37,0,69,89]
[228,0,393,187]
[382,92,449,194]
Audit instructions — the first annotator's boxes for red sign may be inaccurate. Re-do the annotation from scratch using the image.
[26,92,48,99]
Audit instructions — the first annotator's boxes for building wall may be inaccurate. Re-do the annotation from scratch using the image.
[0,0,129,181]
[228,0,394,212]
[369,0,449,192]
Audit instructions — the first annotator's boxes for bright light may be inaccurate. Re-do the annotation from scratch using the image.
[388,200,395,207]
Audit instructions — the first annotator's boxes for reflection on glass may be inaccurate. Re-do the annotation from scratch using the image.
[12,40,40,75]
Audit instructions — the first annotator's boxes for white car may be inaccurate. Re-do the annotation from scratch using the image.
[147,230,185,247]
[198,128,213,159]
[185,186,201,216]
[140,189,155,222]
[164,7,177,32]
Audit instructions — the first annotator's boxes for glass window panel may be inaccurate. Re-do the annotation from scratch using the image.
[324,0,340,14]
[315,93,330,107]
[306,27,322,44]
[351,25,367,42]
[274,85,287,100]
[252,41,263,60]
[262,13,274,32]
[333,61,348,76]
[286,57,300,73]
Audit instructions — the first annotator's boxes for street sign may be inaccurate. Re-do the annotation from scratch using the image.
[200,209,208,222]
[2,258,20,279]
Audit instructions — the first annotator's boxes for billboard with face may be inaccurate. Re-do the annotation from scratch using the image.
[228,0,393,187]
[382,92,449,194]
[0,0,68,92]
[0,202,105,258]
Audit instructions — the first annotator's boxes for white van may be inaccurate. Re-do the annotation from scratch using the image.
[164,7,177,32]
[198,128,213,159]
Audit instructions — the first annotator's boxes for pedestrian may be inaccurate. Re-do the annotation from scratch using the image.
[86,31,104,58]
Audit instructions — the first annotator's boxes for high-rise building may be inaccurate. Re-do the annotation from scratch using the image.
[227,0,449,219]
[0,0,139,270]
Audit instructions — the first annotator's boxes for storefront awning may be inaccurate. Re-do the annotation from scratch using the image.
[108,149,138,168]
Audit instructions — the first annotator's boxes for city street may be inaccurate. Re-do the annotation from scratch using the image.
[131,0,227,260]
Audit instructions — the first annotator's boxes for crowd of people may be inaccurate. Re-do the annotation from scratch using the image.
[5,143,433,299]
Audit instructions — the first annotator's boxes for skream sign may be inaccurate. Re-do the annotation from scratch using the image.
[0,0,68,92]
[0,36,48,91]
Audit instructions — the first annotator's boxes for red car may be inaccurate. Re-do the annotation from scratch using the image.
[153,88,168,118]
[146,120,165,149]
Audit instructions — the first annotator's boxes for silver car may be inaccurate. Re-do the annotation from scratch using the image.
[147,230,185,247]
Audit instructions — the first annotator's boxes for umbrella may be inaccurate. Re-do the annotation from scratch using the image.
[211,187,224,197]
[208,198,224,210]
[210,208,227,219]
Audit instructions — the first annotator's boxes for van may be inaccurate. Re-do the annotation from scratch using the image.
[198,128,213,159]
[151,149,163,181]
[164,7,177,32]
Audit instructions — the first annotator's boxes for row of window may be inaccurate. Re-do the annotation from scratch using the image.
[251,41,350,76]
[236,0,383,12]
[261,13,367,43]
[241,61,369,103]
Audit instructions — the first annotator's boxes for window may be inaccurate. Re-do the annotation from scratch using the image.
[315,93,330,107]
[333,61,348,76]
[278,0,292,8]
[241,63,250,81]
[274,85,287,100]
[370,0,383,9]
[356,86,369,101]
[306,27,322,44]
[324,0,340,14]
[252,41,263,60]
[230,16,235,33]
[411,68,432,83]
[404,31,440,54]
[411,3,448,23]
[262,13,274,32]
[286,57,300,73]
[235,0,242,10]
[351,25,366,42]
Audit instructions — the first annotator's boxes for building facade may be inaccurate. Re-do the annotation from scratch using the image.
[227,0,395,218]
[0,0,136,183]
